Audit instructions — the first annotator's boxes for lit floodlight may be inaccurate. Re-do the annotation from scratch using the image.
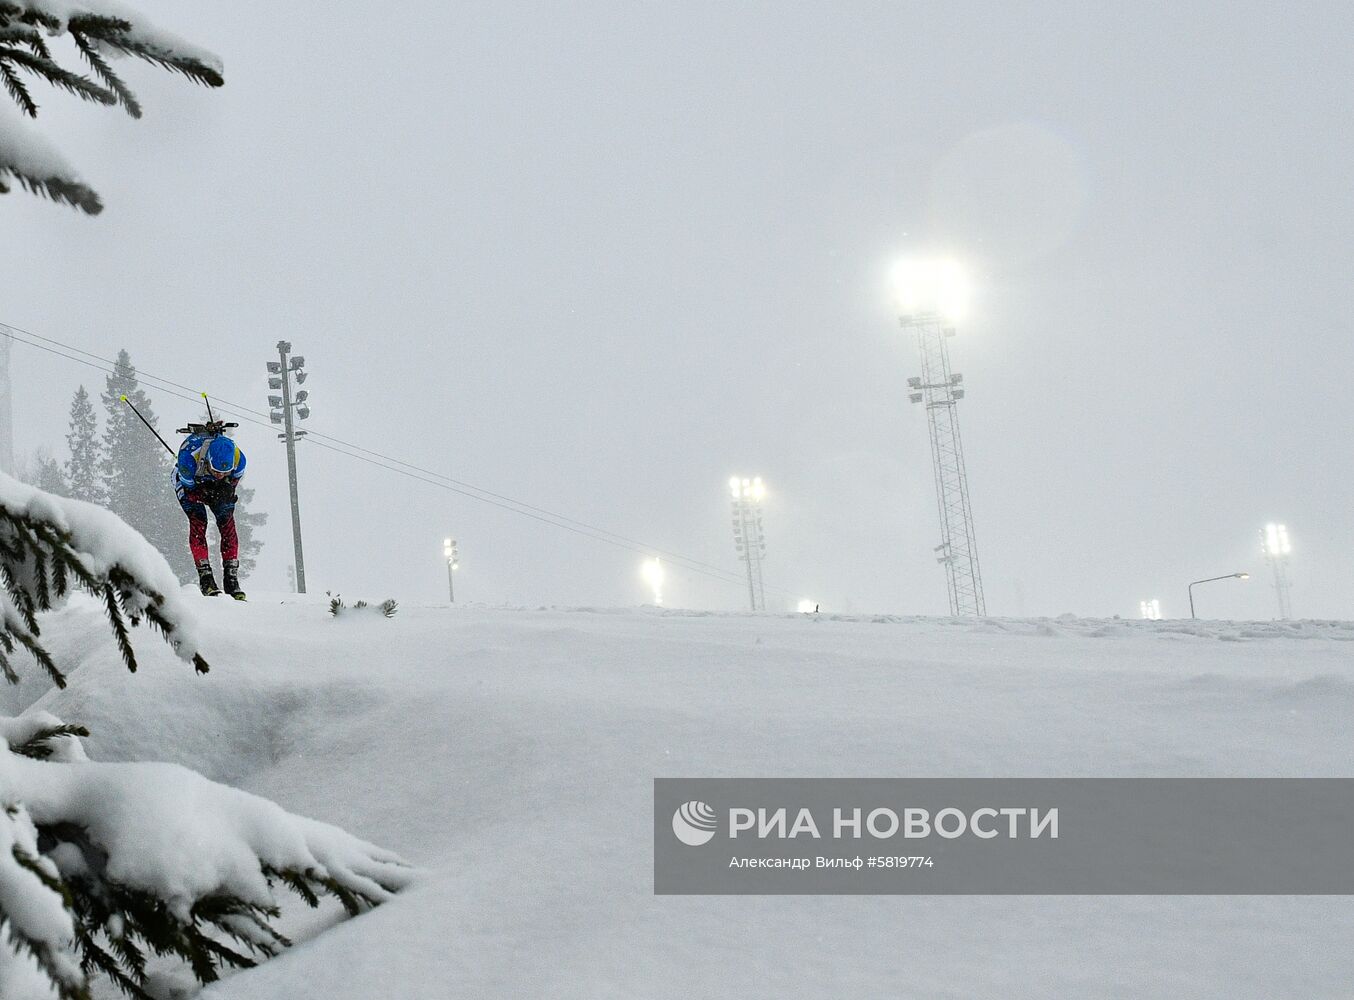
[730,476,766,501]
[891,258,969,323]
[1238,573,1250,580]
[1263,522,1291,556]
[797,599,817,614]
[641,557,664,605]
[1139,599,1161,621]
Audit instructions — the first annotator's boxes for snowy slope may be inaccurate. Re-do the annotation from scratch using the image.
[5,597,1354,999]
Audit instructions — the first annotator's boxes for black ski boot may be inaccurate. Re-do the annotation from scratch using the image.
[223,559,246,601]
[197,560,221,597]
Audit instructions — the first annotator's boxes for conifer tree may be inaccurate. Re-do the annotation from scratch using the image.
[0,474,408,998]
[62,386,102,504]
[0,1,223,214]
[30,450,63,496]
[99,351,192,582]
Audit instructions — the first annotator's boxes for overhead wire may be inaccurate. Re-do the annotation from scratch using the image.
[0,319,791,597]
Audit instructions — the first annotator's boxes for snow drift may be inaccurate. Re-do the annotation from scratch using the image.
[6,594,1353,998]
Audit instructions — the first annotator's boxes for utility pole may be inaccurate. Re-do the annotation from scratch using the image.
[896,260,985,617]
[267,342,310,592]
[729,477,767,612]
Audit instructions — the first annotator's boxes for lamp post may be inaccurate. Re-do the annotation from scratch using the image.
[1188,572,1249,619]
[641,557,664,606]
[442,537,458,603]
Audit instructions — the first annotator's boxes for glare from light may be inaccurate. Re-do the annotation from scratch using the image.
[1237,573,1250,580]
[730,476,767,501]
[797,599,818,614]
[641,557,664,605]
[1263,522,1291,556]
[891,258,969,323]
[1139,599,1161,621]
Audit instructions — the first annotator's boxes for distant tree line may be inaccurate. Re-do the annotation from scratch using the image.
[26,349,265,582]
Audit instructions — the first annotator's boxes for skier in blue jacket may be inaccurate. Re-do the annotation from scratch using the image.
[176,432,247,597]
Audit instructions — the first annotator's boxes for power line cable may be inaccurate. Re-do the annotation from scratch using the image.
[0,320,790,596]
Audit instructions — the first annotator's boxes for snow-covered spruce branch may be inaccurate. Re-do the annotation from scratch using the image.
[0,0,223,213]
[0,471,208,686]
[0,715,413,999]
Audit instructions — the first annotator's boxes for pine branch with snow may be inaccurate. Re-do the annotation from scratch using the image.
[0,0,223,214]
[0,477,411,997]
[1,715,412,999]
[0,470,208,686]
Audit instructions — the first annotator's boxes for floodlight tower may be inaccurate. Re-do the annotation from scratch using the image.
[1260,523,1293,620]
[442,538,459,603]
[729,476,767,612]
[641,557,665,605]
[894,259,986,617]
[266,342,310,593]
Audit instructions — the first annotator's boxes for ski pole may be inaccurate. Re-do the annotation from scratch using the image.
[119,395,175,458]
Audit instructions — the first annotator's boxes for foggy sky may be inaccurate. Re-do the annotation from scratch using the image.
[4,1,1352,620]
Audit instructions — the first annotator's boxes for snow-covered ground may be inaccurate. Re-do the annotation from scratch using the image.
[5,596,1354,999]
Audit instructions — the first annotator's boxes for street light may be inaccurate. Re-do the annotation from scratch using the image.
[1188,572,1249,620]
[641,557,664,605]
[442,537,458,602]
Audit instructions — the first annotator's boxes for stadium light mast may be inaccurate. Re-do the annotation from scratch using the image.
[442,537,459,603]
[893,258,986,617]
[729,476,767,612]
[266,342,310,593]
[641,557,665,606]
[1260,523,1292,620]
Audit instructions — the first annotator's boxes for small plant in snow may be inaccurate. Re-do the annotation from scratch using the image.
[327,594,398,619]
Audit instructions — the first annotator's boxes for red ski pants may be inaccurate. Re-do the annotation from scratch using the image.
[179,488,238,563]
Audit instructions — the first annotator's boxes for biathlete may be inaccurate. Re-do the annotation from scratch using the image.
[175,431,247,599]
